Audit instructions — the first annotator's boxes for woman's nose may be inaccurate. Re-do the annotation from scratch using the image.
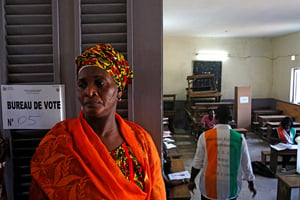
[86,85,98,97]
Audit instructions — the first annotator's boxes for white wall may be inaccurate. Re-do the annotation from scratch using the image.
[272,32,300,102]
[163,36,273,100]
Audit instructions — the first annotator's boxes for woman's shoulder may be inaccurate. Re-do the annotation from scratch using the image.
[123,119,148,136]
[41,118,78,141]
[54,118,79,129]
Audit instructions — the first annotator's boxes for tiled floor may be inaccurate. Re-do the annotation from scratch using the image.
[173,129,299,200]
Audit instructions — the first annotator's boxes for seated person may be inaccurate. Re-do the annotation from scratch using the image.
[269,117,299,172]
[200,109,216,131]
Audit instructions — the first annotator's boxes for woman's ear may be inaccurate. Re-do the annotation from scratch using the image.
[117,88,123,100]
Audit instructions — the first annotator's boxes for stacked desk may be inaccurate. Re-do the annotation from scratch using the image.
[251,109,282,132]
[252,109,283,122]
[186,74,221,107]
[258,115,289,127]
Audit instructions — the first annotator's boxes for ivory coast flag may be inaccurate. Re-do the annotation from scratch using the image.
[203,128,242,199]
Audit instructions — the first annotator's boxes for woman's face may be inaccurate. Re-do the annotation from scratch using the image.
[76,66,122,119]
[283,122,292,132]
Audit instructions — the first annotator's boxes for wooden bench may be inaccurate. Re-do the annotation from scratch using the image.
[261,150,270,164]
[270,147,297,175]
[261,150,296,165]
[261,150,283,164]
[168,158,191,200]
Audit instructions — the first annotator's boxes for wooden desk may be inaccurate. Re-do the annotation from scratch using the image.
[269,147,297,175]
[232,128,248,137]
[266,121,300,128]
[168,158,191,200]
[258,115,289,127]
[170,158,186,172]
[165,148,182,159]
[252,109,282,122]
[194,101,234,110]
[277,174,300,200]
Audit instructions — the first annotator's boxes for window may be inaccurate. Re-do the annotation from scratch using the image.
[290,67,300,104]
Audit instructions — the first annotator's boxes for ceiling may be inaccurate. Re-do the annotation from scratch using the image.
[163,0,300,38]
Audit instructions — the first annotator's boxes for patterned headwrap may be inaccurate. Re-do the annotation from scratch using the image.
[75,43,134,90]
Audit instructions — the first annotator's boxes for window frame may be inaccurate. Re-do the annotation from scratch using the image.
[290,67,300,104]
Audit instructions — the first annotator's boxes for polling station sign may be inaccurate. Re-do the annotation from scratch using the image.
[1,85,65,129]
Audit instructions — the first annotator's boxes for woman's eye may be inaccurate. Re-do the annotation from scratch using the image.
[77,82,87,89]
[95,80,105,87]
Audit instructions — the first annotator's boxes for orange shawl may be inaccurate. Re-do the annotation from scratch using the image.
[30,111,166,200]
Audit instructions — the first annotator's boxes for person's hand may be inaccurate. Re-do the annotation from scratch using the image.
[187,181,196,193]
[248,181,257,197]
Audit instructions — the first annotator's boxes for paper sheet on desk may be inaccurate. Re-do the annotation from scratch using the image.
[270,143,298,151]
[168,171,191,180]
[164,142,177,149]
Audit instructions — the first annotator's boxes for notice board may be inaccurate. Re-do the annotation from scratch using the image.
[1,85,65,129]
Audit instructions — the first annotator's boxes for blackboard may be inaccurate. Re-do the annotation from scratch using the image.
[193,61,222,91]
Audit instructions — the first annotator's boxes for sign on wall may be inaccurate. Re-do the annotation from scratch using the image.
[1,85,65,129]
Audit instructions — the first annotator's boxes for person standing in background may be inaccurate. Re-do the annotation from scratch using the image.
[188,105,256,200]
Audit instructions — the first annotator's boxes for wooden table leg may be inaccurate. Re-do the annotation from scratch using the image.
[277,177,291,200]
[270,148,278,175]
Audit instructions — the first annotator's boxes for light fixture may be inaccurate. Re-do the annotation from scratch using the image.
[196,50,228,61]
[291,55,296,61]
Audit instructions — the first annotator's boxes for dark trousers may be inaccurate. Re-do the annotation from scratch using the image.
[201,195,237,200]
[282,155,292,168]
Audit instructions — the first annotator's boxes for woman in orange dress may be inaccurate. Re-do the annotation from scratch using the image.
[29,44,166,200]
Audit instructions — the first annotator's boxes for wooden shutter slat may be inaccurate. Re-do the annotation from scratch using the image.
[5,4,51,14]
[82,23,126,33]
[7,45,53,54]
[6,15,51,25]
[81,4,126,14]
[82,13,126,23]
[6,24,52,35]
[8,64,53,74]
[7,55,53,64]
[6,0,51,5]
[6,35,52,44]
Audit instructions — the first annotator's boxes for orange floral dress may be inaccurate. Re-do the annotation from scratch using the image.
[29,111,166,200]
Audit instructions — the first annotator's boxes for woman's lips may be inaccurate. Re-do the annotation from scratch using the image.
[84,101,101,107]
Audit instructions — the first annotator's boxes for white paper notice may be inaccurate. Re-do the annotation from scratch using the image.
[1,85,65,129]
[240,96,249,104]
